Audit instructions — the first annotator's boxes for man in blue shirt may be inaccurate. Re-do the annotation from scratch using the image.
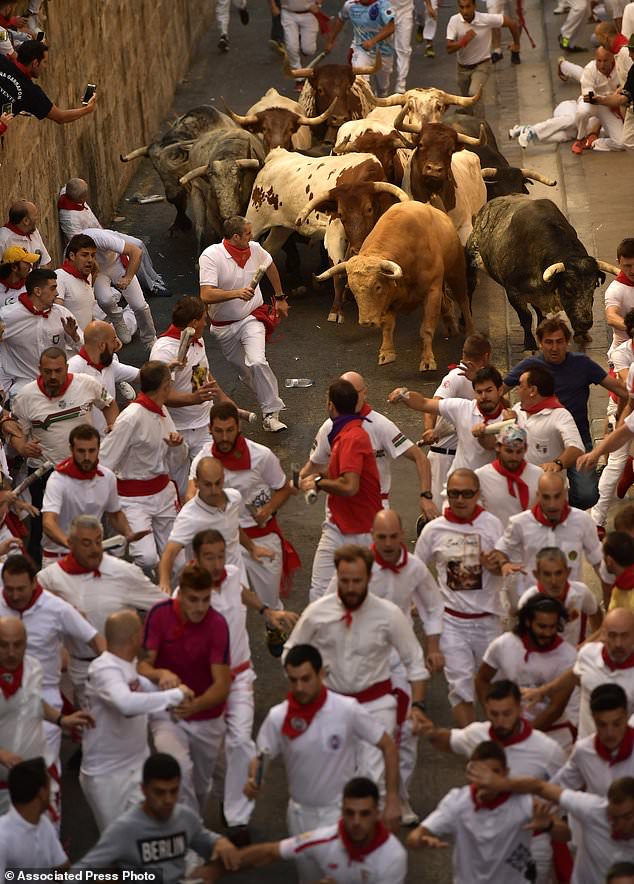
[325,0,395,96]
[502,317,626,510]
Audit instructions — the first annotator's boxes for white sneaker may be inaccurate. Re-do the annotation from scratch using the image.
[400,800,420,826]
[117,381,136,401]
[263,412,287,432]
[517,126,537,148]
[508,124,523,139]
[110,313,132,345]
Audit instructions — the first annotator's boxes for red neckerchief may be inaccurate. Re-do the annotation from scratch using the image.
[521,632,564,662]
[491,458,530,509]
[58,554,101,578]
[223,239,251,268]
[55,456,103,481]
[371,543,408,574]
[3,512,26,539]
[36,373,74,400]
[522,396,564,415]
[77,346,103,372]
[602,646,634,672]
[0,663,24,699]
[469,784,512,812]
[616,271,634,287]
[491,717,533,747]
[2,582,43,614]
[477,402,504,423]
[359,403,372,417]
[133,393,165,416]
[159,324,203,347]
[595,726,634,766]
[11,59,33,80]
[612,33,628,53]
[614,566,634,592]
[2,277,26,290]
[443,505,485,525]
[57,194,86,212]
[338,818,390,861]
[60,258,89,282]
[282,684,328,739]
[212,569,228,588]
[18,292,50,317]
[338,592,355,628]
[537,581,570,604]
[211,434,251,471]
[531,502,570,527]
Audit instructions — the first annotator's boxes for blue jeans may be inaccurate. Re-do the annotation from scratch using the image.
[567,440,599,510]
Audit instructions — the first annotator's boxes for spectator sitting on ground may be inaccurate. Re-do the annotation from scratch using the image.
[572,47,625,153]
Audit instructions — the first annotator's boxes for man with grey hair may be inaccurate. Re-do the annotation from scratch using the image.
[199,216,289,433]
[37,515,165,703]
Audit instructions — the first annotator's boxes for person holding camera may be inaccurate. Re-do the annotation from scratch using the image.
[572,46,623,154]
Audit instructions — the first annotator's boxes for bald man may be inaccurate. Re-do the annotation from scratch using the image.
[0,200,51,267]
[80,610,192,831]
[573,48,625,153]
[0,618,93,818]
[300,371,437,523]
[495,472,603,596]
[526,609,634,739]
[68,321,139,433]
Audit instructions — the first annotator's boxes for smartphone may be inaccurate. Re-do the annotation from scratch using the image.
[586,90,595,103]
[1,101,12,116]
[82,84,97,105]
[36,30,45,41]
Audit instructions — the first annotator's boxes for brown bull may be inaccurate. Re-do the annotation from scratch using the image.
[316,201,474,371]
[334,129,407,185]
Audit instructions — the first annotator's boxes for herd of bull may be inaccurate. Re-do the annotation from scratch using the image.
[120,54,621,371]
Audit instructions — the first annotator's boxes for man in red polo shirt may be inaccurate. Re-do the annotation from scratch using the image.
[138,563,231,820]
[300,378,382,600]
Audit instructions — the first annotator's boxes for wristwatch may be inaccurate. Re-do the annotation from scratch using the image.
[274,293,288,301]
[420,491,433,500]
[411,700,427,714]
[554,458,564,471]
[314,475,324,491]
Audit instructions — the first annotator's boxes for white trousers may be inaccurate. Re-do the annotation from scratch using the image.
[560,59,583,81]
[122,483,179,571]
[560,0,590,42]
[623,108,634,151]
[280,8,319,70]
[392,0,414,93]
[287,799,341,884]
[216,0,247,34]
[309,521,372,602]
[591,441,630,527]
[80,764,144,832]
[150,716,226,817]
[171,425,211,498]
[440,613,500,706]
[244,530,283,610]
[428,449,454,510]
[351,46,394,98]
[211,316,284,416]
[419,0,438,39]
[354,694,396,797]
[223,668,256,827]
[533,99,579,142]
[93,273,148,314]
[576,101,623,144]
[391,660,417,798]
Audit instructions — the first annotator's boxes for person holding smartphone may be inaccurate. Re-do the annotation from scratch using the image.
[572,46,622,154]
[0,108,12,135]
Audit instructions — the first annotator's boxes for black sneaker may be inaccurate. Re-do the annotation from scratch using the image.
[511,50,521,64]
[491,49,503,63]
[239,6,249,25]
[266,623,287,658]
[218,33,229,51]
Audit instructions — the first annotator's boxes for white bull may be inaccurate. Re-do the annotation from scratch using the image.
[362,82,481,128]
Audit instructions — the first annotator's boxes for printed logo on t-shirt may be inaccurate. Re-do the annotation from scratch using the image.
[191,364,207,391]
[137,831,186,863]
[391,433,407,449]
[504,842,534,878]
[328,734,342,750]
[445,533,482,591]
[290,716,307,733]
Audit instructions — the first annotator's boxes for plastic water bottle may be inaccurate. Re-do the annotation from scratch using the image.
[285,378,313,388]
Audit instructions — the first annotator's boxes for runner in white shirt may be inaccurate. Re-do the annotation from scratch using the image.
[67,321,139,435]
[389,366,513,474]
[553,684,634,795]
[409,742,543,884]
[239,777,407,884]
[0,269,82,397]
[415,468,504,727]
[99,361,186,572]
[476,425,542,528]
[0,200,51,267]
[199,215,288,433]
[54,234,98,331]
[37,516,166,703]
[574,50,624,152]
[245,644,398,881]
[518,546,601,646]
[80,227,157,348]
[301,371,436,519]
[80,610,189,832]
[41,423,134,560]
[0,758,68,874]
[605,239,634,356]
[513,365,585,469]
[477,596,578,750]
[188,402,296,612]
[284,544,430,794]
[0,245,38,307]
[495,472,603,595]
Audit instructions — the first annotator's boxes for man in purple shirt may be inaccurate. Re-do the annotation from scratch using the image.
[139,563,231,819]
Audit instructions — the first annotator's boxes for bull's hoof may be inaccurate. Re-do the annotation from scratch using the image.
[327,312,344,324]
[419,358,438,372]
[378,351,396,366]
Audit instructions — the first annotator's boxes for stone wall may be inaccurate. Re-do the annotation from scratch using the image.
[0,0,215,263]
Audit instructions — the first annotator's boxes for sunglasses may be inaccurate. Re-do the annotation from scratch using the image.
[447,489,478,499]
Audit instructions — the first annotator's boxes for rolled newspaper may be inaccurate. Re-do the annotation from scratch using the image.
[481,418,518,436]
[237,409,257,424]
[176,326,196,363]
[13,461,55,495]
[249,264,268,290]
[102,534,127,551]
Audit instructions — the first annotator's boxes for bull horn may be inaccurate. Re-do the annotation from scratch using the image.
[357,79,404,107]
[520,168,557,186]
[298,190,333,224]
[379,259,402,278]
[394,106,422,135]
[597,260,621,276]
[178,164,208,185]
[456,131,481,146]
[333,134,352,155]
[315,261,350,281]
[395,130,418,150]
[543,262,566,282]
[351,48,382,75]
[235,158,261,169]
[120,145,149,162]
[283,56,316,79]
[296,97,338,127]
[222,101,259,128]
[480,168,498,180]
[439,87,482,108]
[370,182,410,202]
